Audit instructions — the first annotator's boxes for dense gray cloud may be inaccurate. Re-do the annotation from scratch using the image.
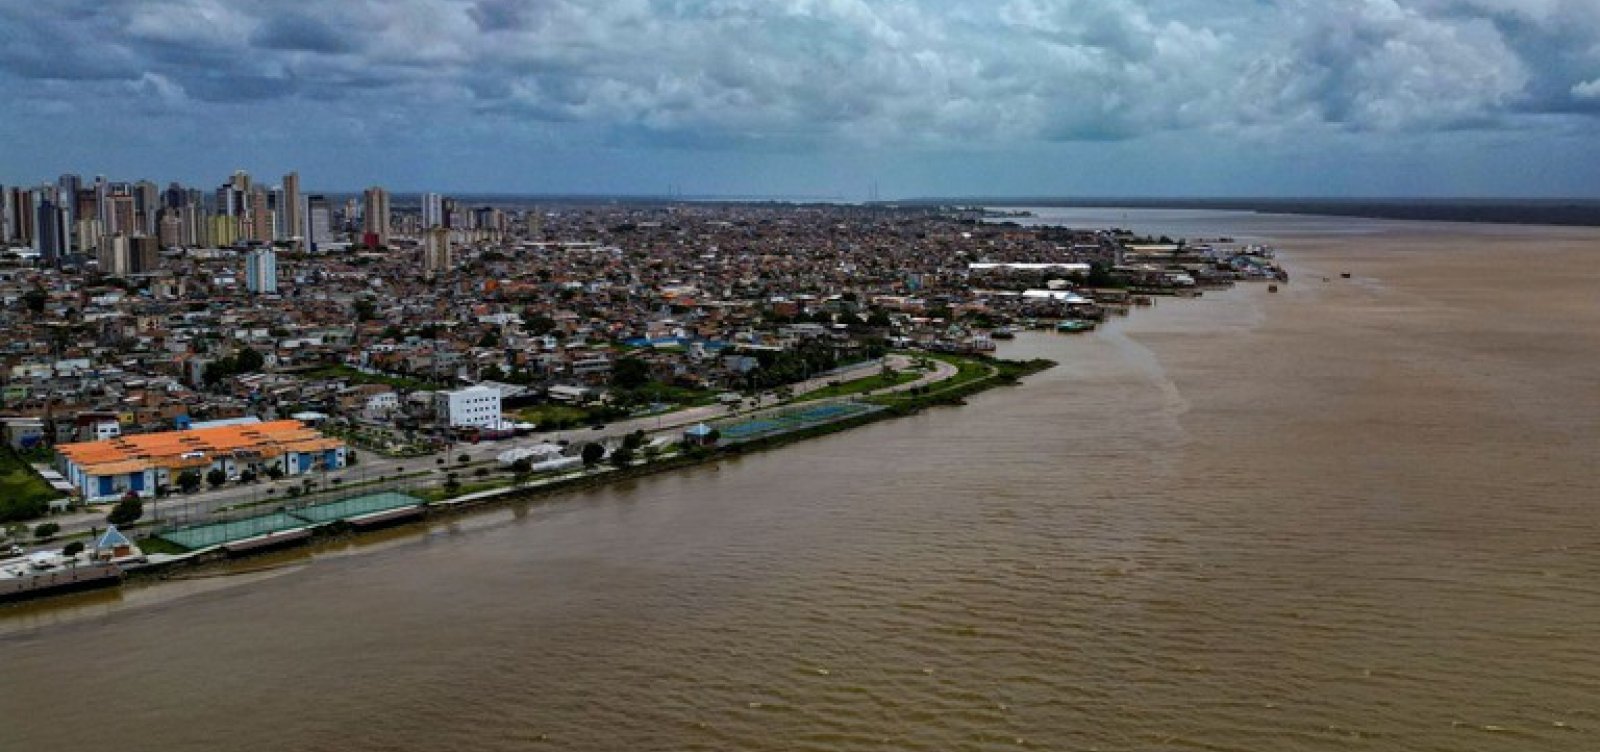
[0,0,1596,194]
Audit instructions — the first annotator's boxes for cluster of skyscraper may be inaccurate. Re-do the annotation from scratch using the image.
[0,170,519,290]
[0,170,341,265]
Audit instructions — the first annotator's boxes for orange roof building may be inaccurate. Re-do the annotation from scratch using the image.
[57,419,347,502]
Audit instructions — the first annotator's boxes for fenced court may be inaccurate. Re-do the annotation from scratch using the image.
[157,489,427,551]
[715,400,880,442]
[295,492,423,523]
[158,512,307,551]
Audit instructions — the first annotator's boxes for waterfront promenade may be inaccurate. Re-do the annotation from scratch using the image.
[32,354,957,543]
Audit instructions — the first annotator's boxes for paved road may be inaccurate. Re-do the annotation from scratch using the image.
[33,354,957,541]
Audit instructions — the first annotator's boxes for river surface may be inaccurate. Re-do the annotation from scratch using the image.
[4,211,1599,751]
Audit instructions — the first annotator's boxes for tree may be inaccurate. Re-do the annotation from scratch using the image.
[178,470,202,493]
[526,313,556,336]
[206,468,227,489]
[458,453,471,464]
[581,442,605,467]
[609,446,635,468]
[612,357,651,390]
[63,541,85,557]
[202,359,233,387]
[107,493,144,525]
[265,464,285,480]
[622,430,645,451]
[511,458,533,487]
[22,287,48,315]
[238,468,257,484]
[444,472,461,493]
[33,522,60,540]
[353,297,378,321]
[346,451,358,467]
[234,346,265,374]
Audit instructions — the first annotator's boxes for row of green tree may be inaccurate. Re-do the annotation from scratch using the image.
[202,346,267,386]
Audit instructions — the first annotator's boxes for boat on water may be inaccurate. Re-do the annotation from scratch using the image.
[1056,320,1095,333]
[990,326,1016,340]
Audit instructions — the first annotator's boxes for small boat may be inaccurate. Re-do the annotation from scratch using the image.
[1056,320,1095,333]
[1267,284,1278,293]
[990,327,1016,340]
[1340,272,1352,279]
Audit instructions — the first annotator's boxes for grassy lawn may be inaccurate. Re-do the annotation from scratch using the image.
[305,365,443,392]
[419,478,511,503]
[628,383,720,407]
[0,449,62,522]
[909,353,992,390]
[137,536,190,555]
[870,353,998,407]
[796,370,920,402]
[515,404,592,426]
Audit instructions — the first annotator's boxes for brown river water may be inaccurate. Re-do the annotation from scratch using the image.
[3,213,1599,751]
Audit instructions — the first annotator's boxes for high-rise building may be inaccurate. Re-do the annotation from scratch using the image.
[304,194,331,250]
[129,236,160,273]
[442,197,462,230]
[57,174,82,223]
[282,171,301,247]
[135,180,159,235]
[99,233,158,275]
[269,186,286,240]
[158,212,182,248]
[34,188,70,263]
[209,215,238,248]
[108,191,136,237]
[422,226,452,278]
[362,186,390,247]
[75,218,103,253]
[74,189,98,229]
[247,188,272,242]
[8,187,36,244]
[93,176,109,229]
[246,247,277,294]
[179,203,203,247]
[422,192,444,228]
[99,233,131,276]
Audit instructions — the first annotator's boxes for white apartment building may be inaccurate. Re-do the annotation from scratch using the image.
[435,385,502,428]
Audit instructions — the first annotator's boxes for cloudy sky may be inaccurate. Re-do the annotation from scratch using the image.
[2,0,1598,198]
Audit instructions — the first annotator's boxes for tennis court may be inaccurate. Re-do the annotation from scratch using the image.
[159,512,308,551]
[716,401,879,441]
[295,492,423,523]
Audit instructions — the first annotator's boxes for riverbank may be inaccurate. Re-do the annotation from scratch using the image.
[37,354,1055,597]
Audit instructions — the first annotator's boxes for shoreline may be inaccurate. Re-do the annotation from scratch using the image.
[8,355,1056,607]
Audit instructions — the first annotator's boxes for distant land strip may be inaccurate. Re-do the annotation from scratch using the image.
[892,198,1600,228]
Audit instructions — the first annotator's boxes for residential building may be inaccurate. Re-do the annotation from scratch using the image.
[435,385,502,428]
[423,226,451,277]
[246,247,277,294]
[281,171,301,247]
[362,186,390,247]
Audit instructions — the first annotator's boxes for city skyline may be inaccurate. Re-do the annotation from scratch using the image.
[2,1,1599,199]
